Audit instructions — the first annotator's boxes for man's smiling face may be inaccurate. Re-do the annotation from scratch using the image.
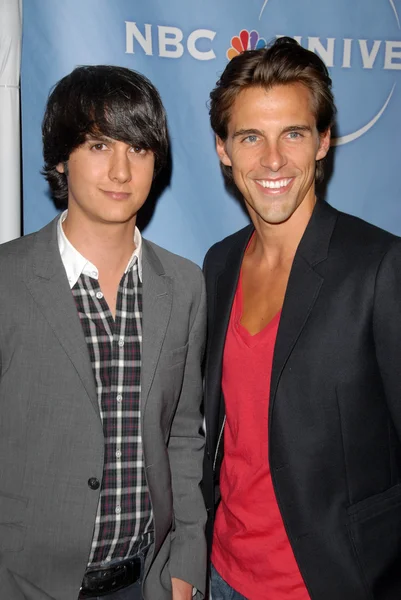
[216,83,330,228]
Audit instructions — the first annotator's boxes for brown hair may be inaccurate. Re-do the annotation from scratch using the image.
[209,36,336,182]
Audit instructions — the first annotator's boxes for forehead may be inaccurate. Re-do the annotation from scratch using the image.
[227,83,317,132]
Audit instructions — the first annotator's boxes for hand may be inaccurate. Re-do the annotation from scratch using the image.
[171,577,193,600]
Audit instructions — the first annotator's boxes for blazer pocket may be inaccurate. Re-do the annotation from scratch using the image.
[347,484,401,523]
[165,343,189,369]
[0,490,28,552]
[347,484,401,598]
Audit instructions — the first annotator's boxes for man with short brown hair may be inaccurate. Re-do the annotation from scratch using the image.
[203,37,401,600]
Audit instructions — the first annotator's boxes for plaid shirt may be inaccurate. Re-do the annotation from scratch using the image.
[71,262,153,568]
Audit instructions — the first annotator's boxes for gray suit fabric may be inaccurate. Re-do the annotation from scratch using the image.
[0,217,207,599]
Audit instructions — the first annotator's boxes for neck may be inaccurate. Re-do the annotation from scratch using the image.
[62,212,136,273]
[249,196,316,267]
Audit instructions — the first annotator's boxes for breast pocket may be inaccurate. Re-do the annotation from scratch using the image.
[165,343,189,369]
[0,490,28,552]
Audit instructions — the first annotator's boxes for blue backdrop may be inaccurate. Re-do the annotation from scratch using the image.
[21,0,401,266]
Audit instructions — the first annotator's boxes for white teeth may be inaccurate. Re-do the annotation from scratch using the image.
[258,178,291,189]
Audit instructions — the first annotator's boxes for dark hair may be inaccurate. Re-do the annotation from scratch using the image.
[210,37,336,182]
[42,65,169,206]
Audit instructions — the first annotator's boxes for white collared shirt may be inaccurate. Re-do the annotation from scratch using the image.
[57,210,143,287]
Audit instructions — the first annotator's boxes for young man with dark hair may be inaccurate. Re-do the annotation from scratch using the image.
[203,37,401,599]
[0,65,206,600]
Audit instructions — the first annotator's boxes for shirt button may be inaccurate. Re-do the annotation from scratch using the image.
[118,338,124,347]
[116,450,122,459]
[115,505,121,514]
[88,477,100,490]
[91,270,98,278]
[116,394,122,403]
[96,291,103,299]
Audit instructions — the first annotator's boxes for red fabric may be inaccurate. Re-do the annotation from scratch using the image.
[212,272,309,600]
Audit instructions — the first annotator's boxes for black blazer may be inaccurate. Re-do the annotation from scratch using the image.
[203,201,401,600]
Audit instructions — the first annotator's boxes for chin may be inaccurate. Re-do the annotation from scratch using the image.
[262,216,291,225]
[99,210,137,224]
[256,206,296,224]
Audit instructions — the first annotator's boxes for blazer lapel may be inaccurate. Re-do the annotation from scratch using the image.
[206,226,253,450]
[140,240,172,413]
[269,201,338,419]
[24,218,99,415]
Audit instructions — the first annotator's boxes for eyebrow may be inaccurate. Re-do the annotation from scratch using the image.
[232,125,313,139]
[85,134,114,143]
[232,128,263,139]
[282,125,312,133]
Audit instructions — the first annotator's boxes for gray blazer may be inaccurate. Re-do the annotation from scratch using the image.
[0,218,207,599]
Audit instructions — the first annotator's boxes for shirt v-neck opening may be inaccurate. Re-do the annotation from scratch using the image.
[234,270,281,348]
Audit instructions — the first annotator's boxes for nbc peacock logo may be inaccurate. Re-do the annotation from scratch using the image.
[227,29,267,60]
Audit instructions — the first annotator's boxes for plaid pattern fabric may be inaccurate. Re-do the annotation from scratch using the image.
[72,262,153,568]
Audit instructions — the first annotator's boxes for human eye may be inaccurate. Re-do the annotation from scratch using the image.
[287,130,303,140]
[127,143,147,155]
[243,134,259,144]
[90,141,108,151]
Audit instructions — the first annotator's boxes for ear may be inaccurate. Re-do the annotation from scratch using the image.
[56,162,65,174]
[216,136,232,167]
[316,128,331,161]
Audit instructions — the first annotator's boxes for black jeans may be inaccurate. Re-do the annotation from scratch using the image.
[91,580,142,600]
[78,554,145,600]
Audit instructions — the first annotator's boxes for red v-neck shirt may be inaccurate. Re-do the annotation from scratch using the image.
[212,271,309,600]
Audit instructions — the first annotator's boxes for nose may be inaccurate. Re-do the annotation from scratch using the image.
[108,146,132,184]
[260,141,287,172]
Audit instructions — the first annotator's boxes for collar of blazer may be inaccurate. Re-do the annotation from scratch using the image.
[24,217,173,420]
[205,200,339,454]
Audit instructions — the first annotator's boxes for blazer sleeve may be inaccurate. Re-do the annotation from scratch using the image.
[373,238,401,442]
[167,267,207,597]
